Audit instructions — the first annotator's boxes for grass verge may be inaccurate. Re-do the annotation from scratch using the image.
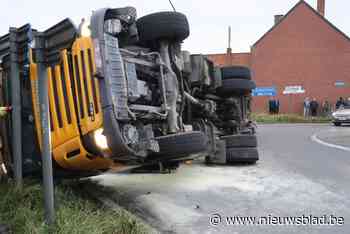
[0,180,148,234]
[252,113,331,124]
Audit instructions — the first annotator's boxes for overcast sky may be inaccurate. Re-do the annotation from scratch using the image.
[1,0,349,54]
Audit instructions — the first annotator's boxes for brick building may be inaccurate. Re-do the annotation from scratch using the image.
[208,0,350,114]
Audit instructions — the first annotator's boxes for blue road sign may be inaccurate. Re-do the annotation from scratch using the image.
[252,87,277,97]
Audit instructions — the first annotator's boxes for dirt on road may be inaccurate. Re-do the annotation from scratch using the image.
[89,124,350,234]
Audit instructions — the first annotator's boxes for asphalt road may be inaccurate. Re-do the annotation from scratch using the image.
[91,124,350,234]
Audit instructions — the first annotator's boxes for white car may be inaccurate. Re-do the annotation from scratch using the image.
[332,106,350,126]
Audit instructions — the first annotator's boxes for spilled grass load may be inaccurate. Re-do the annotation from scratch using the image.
[252,113,331,124]
[0,181,147,234]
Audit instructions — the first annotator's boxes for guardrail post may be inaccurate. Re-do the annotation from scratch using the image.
[34,32,55,225]
[9,27,22,188]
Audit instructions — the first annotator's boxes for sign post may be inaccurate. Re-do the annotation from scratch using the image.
[34,32,55,225]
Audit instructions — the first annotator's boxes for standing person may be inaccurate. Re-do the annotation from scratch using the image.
[310,98,319,118]
[336,97,345,109]
[268,97,274,114]
[275,99,280,114]
[346,97,350,107]
[0,106,11,180]
[322,100,331,117]
[303,97,310,118]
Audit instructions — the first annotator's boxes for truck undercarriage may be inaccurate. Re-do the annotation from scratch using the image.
[182,56,259,164]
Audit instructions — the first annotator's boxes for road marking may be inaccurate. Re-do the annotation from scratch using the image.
[311,134,350,152]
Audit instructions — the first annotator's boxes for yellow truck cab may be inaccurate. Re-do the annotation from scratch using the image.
[0,7,207,177]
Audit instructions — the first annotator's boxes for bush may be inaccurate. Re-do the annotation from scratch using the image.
[252,113,331,124]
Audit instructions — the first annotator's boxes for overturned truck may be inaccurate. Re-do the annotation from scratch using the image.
[0,6,258,178]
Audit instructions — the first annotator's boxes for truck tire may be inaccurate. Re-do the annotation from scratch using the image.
[221,135,257,148]
[221,66,251,80]
[137,12,190,43]
[153,131,208,159]
[226,147,259,164]
[216,78,256,96]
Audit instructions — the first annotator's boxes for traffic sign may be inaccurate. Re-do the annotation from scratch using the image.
[252,87,277,97]
[283,86,305,95]
[335,81,346,87]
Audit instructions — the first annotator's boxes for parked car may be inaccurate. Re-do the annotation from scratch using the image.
[332,106,350,126]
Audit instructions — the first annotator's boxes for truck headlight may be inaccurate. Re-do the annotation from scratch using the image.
[94,128,109,150]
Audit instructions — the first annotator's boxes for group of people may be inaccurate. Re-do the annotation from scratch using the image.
[303,98,321,117]
[304,97,350,118]
[266,96,349,117]
[268,98,280,114]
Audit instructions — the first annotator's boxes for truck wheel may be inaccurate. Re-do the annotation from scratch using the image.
[221,66,251,80]
[334,122,341,126]
[226,147,259,164]
[221,135,257,148]
[153,131,208,159]
[137,12,190,43]
[216,78,256,96]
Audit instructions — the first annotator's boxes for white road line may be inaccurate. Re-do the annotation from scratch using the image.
[311,134,350,152]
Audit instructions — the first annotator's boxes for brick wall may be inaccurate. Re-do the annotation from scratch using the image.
[251,2,350,114]
[207,53,252,68]
[208,1,350,114]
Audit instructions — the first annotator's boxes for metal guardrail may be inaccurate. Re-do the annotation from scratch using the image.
[43,19,78,66]
[0,18,78,224]
[0,24,33,64]
[0,24,34,187]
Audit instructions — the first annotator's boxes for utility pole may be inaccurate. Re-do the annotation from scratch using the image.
[34,32,55,225]
[227,26,232,54]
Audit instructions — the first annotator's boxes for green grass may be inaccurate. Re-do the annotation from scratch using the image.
[0,180,148,234]
[252,113,331,124]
